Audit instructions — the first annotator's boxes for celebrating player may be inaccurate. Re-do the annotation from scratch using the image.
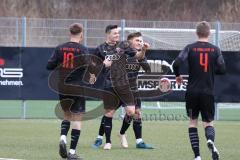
[91,25,145,150]
[118,32,153,149]
[92,32,153,149]
[173,21,226,160]
[47,23,96,160]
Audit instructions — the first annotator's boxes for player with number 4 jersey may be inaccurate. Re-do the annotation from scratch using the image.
[173,37,225,95]
[173,21,225,160]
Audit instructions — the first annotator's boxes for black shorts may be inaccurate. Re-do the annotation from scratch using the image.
[120,90,141,108]
[59,94,86,113]
[103,85,135,110]
[185,92,215,122]
[133,90,141,109]
[129,84,141,108]
[134,98,141,109]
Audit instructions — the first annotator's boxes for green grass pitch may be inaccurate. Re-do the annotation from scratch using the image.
[0,119,239,160]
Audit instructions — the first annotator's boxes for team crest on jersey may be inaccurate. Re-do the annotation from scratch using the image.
[105,54,120,61]
[116,47,122,54]
[126,63,140,71]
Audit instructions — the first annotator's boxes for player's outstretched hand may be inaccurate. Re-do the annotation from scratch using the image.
[176,76,183,85]
[89,73,96,84]
[103,59,112,67]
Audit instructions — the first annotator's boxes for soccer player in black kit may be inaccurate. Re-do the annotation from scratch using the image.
[47,23,97,160]
[118,32,153,149]
[173,21,226,160]
[92,32,154,149]
[91,25,145,150]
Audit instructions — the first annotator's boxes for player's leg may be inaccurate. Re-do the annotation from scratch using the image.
[92,87,119,150]
[103,87,120,150]
[98,116,105,137]
[134,105,154,149]
[204,121,219,160]
[119,111,132,148]
[116,104,135,149]
[200,94,219,160]
[58,95,72,158]
[189,119,201,160]
[118,85,153,149]
[116,85,135,148]
[120,104,135,134]
[92,115,105,149]
[92,111,115,150]
[103,109,116,150]
[119,94,135,136]
[67,120,82,160]
[67,96,85,160]
[186,93,201,160]
[60,119,70,144]
[133,108,142,145]
[119,113,132,136]
[118,105,132,148]
[59,115,71,158]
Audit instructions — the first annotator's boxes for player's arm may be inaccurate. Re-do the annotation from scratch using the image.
[93,47,112,68]
[134,42,150,60]
[125,41,149,60]
[173,45,189,84]
[135,42,150,60]
[46,48,59,70]
[135,42,151,72]
[139,57,151,73]
[215,48,226,75]
[82,47,102,84]
[86,47,112,84]
[134,50,145,60]
[121,41,142,60]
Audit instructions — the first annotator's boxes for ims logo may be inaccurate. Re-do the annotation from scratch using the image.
[137,75,188,91]
[0,57,24,86]
[0,68,23,78]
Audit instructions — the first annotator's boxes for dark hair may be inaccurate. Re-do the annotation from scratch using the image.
[196,21,210,38]
[69,23,83,35]
[105,25,118,33]
[127,32,142,40]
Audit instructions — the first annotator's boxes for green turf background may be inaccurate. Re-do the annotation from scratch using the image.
[0,120,239,160]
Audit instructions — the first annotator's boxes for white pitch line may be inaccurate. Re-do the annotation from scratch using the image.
[0,158,23,160]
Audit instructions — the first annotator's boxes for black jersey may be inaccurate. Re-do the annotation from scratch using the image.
[173,41,226,95]
[126,57,151,90]
[47,41,90,83]
[95,41,136,87]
